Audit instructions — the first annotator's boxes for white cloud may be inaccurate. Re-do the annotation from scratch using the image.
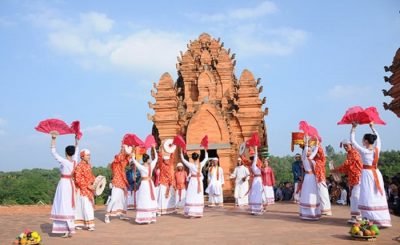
[83,125,114,135]
[327,85,372,99]
[26,10,188,73]
[110,30,187,72]
[232,26,308,56]
[190,1,278,22]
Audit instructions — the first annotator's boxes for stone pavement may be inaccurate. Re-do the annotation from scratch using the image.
[0,203,399,245]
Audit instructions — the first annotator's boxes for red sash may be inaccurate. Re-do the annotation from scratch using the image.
[145,165,156,201]
[363,148,383,195]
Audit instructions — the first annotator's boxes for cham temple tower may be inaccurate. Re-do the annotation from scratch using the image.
[148,33,268,196]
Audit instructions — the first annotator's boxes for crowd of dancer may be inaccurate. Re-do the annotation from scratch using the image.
[47,122,392,238]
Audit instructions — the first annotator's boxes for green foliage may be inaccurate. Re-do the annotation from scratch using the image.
[0,167,111,205]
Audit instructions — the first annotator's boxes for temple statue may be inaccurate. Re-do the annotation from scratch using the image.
[383,48,400,118]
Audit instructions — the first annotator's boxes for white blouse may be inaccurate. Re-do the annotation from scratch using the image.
[350,128,381,166]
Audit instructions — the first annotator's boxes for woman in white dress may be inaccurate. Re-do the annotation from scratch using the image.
[350,123,391,227]
[248,147,265,215]
[180,149,208,217]
[299,138,321,220]
[50,133,78,238]
[131,146,158,224]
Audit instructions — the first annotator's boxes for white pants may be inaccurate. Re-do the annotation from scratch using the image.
[75,192,94,228]
[317,182,331,214]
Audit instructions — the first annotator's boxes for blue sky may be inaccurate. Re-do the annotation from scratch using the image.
[0,0,399,171]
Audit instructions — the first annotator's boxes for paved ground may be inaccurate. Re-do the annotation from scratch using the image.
[0,203,399,245]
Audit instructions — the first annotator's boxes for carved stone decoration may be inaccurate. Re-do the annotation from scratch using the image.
[148,33,269,197]
[383,48,400,117]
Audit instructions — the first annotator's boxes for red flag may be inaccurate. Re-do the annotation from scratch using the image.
[173,135,186,153]
[35,119,75,135]
[70,120,82,140]
[144,134,157,149]
[200,135,208,150]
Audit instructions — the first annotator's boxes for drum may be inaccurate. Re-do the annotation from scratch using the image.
[239,142,246,155]
[163,139,176,154]
[93,175,106,196]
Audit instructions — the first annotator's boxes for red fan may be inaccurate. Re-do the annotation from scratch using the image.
[246,132,261,147]
[200,135,208,150]
[337,106,386,125]
[144,134,157,149]
[70,121,82,140]
[173,135,186,153]
[123,134,144,147]
[35,119,75,135]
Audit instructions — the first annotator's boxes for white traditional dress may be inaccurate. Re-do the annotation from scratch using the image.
[351,128,392,227]
[206,165,224,206]
[299,143,321,220]
[230,165,250,206]
[310,146,332,215]
[132,149,158,224]
[248,153,264,215]
[50,146,78,234]
[180,151,208,217]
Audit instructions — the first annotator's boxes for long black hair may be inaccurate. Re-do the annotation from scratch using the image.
[192,152,199,161]
[363,133,377,145]
[142,153,150,163]
[65,145,76,157]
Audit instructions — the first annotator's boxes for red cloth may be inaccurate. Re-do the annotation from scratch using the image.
[74,161,95,202]
[153,168,160,187]
[123,134,144,147]
[261,166,275,186]
[336,148,362,187]
[144,135,157,149]
[35,118,75,135]
[337,106,386,125]
[70,121,82,140]
[111,152,130,190]
[313,146,326,183]
[173,135,186,152]
[200,135,208,150]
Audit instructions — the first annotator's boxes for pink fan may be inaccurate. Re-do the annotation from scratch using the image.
[123,134,144,147]
[246,132,261,147]
[35,119,75,135]
[363,107,386,125]
[337,106,386,125]
[200,135,208,150]
[70,121,82,140]
[299,121,321,141]
[144,134,157,149]
[173,135,186,153]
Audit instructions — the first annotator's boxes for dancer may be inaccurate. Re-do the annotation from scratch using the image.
[299,137,321,220]
[311,142,332,216]
[230,158,250,206]
[350,123,391,227]
[156,151,176,215]
[292,153,303,203]
[50,134,78,238]
[248,147,265,215]
[180,148,208,217]
[175,163,188,209]
[206,158,224,207]
[261,158,275,208]
[331,138,362,223]
[105,146,131,223]
[74,149,95,231]
[131,146,158,224]
[126,162,141,210]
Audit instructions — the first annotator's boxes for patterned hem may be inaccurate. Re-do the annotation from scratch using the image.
[184,212,203,217]
[358,205,388,211]
[185,203,204,207]
[299,202,320,208]
[299,213,321,220]
[50,214,75,220]
[135,217,156,224]
[106,209,127,216]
